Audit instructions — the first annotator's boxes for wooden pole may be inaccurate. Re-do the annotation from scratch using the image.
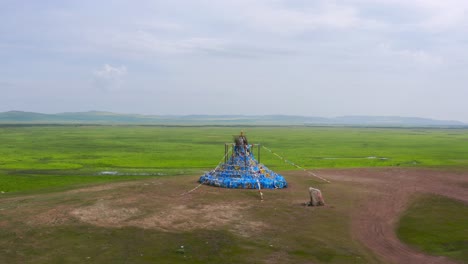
[258,144,261,163]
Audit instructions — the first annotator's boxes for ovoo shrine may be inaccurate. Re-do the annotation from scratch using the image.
[199,132,288,189]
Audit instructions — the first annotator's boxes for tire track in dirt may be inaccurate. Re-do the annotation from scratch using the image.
[324,168,468,264]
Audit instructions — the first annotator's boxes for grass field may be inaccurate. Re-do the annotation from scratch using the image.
[1,125,467,193]
[397,195,468,261]
[0,172,381,264]
[0,125,467,263]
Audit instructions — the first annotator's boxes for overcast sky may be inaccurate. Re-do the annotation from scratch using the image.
[1,0,467,121]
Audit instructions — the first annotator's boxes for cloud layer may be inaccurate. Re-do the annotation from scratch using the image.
[1,0,467,121]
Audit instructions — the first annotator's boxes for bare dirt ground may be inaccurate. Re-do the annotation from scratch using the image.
[1,179,268,238]
[1,168,467,263]
[317,168,468,264]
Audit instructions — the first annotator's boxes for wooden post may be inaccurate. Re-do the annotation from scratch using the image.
[258,144,261,163]
[224,144,228,163]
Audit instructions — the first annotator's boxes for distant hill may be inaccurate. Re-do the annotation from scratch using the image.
[0,111,466,127]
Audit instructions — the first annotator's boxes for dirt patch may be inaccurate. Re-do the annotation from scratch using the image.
[64,180,268,236]
[139,203,268,236]
[70,200,266,237]
[30,205,73,226]
[70,200,140,226]
[315,168,468,264]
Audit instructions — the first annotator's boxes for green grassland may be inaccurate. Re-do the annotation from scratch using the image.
[397,195,468,261]
[1,125,467,263]
[1,125,468,193]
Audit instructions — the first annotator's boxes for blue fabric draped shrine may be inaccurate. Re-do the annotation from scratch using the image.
[199,144,288,189]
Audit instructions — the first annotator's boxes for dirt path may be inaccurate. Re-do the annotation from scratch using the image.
[321,168,468,264]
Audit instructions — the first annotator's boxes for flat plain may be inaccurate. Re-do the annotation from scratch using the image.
[0,125,467,263]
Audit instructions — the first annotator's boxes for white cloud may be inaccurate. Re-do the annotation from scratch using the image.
[377,43,444,68]
[88,29,231,59]
[416,1,468,32]
[357,0,468,31]
[203,1,363,35]
[93,64,127,91]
